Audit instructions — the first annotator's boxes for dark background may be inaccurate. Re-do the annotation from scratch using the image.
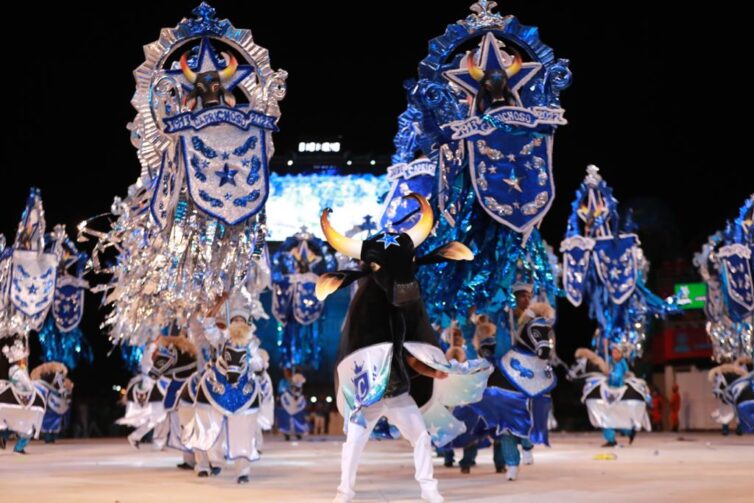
[1,1,750,432]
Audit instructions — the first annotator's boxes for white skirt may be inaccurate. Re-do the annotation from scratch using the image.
[0,402,45,438]
[186,402,260,462]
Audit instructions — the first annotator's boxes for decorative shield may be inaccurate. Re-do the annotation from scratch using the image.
[52,275,87,333]
[292,273,324,325]
[468,130,555,233]
[271,277,293,325]
[432,359,492,407]
[149,150,182,229]
[176,112,270,225]
[420,398,468,447]
[718,243,754,317]
[593,234,639,305]
[10,250,58,322]
[439,32,566,234]
[336,343,393,419]
[560,235,596,307]
[379,158,436,232]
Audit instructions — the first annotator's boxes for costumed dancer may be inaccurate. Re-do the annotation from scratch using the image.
[317,194,493,503]
[0,338,44,453]
[695,195,754,434]
[116,341,168,449]
[252,348,274,452]
[76,0,285,397]
[144,328,200,468]
[38,238,91,372]
[31,362,72,444]
[184,291,267,484]
[277,373,309,440]
[398,0,569,328]
[0,189,68,453]
[562,166,679,446]
[447,310,499,473]
[450,302,556,480]
[272,227,337,370]
[377,3,569,476]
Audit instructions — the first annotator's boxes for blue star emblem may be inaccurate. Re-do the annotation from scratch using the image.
[221,152,230,160]
[28,284,38,295]
[377,233,401,249]
[444,32,541,111]
[165,37,254,94]
[215,164,238,187]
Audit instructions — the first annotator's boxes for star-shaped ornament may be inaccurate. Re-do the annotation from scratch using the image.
[444,32,542,112]
[377,234,401,249]
[503,169,523,193]
[166,37,254,95]
[215,164,238,187]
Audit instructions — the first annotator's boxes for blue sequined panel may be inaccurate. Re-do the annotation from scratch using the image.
[163,379,185,410]
[203,368,257,415]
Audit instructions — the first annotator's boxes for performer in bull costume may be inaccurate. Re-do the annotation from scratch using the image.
[318,193,496,503]
[147,332,199,467]
[31,362,73,444]
[272,227,337,370]
[708,357,753,435]
[695,195,754,433]
[117,341,170,449]
[185,293,267,484]
[448,302,555,480]
[252,348,275,453]
[562,166,679,445]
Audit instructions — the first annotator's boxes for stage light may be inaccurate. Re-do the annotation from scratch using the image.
[310,396,317,403]
[325,396,333,403]
[287,160,294,166]
[346,160,353,166]
[370,160,376,166]
[112,385,121,392]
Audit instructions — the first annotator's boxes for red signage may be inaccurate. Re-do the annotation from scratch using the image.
[650,324,712,363]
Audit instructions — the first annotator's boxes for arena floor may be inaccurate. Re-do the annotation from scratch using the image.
[1,432,752,502]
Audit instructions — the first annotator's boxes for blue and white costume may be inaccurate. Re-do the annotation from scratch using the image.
[185,294,268,484]
[570,347,651,444]
[450,303,556,480]
[0,338,46,453]
[277,373,309,439]
[31,362,73,443]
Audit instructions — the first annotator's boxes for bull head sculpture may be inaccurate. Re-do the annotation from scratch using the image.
[315,193,473,305]
[466,49,522,114]
[180,51,239,110]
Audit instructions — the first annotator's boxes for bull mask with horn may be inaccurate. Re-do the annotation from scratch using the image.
[180,51,239,111]
[315,193,474,304]
[466,46,522,114]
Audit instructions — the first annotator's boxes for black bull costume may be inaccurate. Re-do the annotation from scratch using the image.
[316,193,478,503]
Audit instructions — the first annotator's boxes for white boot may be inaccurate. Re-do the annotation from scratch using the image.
[521,448,534,465]
[421,487,445,503]
[506,465,519,481]
[332,493,352,503]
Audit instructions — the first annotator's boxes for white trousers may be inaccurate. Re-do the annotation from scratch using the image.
[337,393,438,499]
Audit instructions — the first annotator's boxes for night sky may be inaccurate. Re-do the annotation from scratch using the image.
[1,2,750,415]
